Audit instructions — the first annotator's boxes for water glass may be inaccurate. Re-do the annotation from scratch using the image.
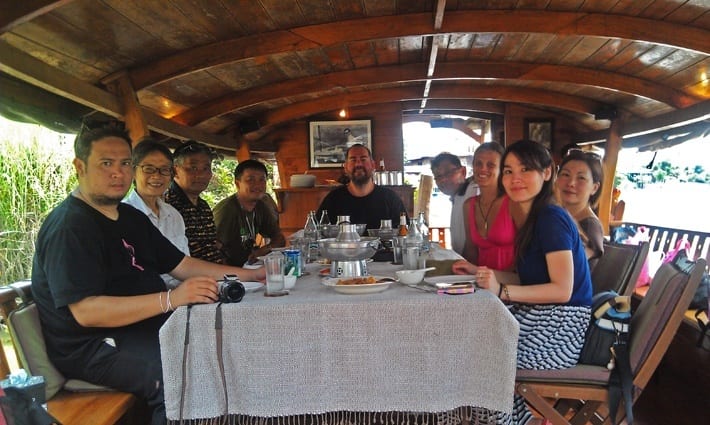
[264,252,286,295]
[392,236,406,265]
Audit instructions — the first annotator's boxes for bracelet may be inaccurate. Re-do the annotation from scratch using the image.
[497,284,503,298]
[159,291,170,313]
[502,284,511,303]
[166,289,174,312]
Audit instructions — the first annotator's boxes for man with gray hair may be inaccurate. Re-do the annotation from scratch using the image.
[165,140,225,263]
[430,152,478,254]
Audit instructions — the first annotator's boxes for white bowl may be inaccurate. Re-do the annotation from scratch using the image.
[284,275,297,289]
[290,174,316,187]
[396,269,426,285]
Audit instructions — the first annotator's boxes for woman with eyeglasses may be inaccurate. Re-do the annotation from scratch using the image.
[556,149,604,270]
[124,139,190,288]
[461,142,516,270]
[453,140,592,424]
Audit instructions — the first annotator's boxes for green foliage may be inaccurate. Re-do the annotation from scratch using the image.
[0,128,76,284]
[202,159,237,207]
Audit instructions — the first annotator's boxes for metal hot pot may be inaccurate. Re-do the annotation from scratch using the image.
[318,224,380,277]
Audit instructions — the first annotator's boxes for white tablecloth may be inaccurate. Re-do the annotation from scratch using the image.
[159,261,519,422]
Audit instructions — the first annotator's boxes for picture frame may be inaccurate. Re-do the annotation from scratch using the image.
[309,120,372,168]
[524,119,554,149]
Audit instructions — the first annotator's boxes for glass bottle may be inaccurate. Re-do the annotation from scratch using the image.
[303,211,319,262]
[319,209,330,226]
[398,212,408,236]
[405,216,423,247]
[416,211,429,241]
[416,211,430,252]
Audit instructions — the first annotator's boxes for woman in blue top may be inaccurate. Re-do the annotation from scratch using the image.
[454,140,592,424]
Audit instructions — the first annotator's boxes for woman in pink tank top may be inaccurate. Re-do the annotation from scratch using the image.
[462,143,516,271]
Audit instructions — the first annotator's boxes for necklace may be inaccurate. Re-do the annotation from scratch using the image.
[477,196,499,235]
[237,199,256,241]
[244,210,256,240]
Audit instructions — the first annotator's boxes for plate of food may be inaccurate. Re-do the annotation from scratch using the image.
[321,275,393,294]
[423,275,477,289]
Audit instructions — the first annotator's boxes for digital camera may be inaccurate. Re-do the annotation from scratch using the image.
[218,274,246,303]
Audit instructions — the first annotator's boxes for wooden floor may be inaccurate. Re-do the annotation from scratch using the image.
[633,323,710,425]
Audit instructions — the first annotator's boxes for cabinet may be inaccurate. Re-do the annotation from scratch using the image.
[275,186,414,236]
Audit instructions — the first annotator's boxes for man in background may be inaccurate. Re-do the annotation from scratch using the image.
[214,160,285,266]
[317,143,405,229]
[165,140,225,263]
[431,152,478,254]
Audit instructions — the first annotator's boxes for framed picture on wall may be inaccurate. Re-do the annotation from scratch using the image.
[524,119,554,149]
[309,119,372,168]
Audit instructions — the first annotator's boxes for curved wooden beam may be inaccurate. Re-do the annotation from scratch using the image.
[400,99,506,115]
[174,62,690,126]
[129,10,709,90]
[248,85,603,135]
[0,0,74,33]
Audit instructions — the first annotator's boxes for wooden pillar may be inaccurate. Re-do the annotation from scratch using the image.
[416,175,434,220]
[102,71,149,144]
[599,114,625,235]
[236,137,250,162]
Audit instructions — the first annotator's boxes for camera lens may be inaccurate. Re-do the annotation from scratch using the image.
[219,280,245,303]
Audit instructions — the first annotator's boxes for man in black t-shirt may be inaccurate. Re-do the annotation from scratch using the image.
[316,144,405,229]
[31,127,265,425]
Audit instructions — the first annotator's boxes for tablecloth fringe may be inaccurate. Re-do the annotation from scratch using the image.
[168,406,511,425]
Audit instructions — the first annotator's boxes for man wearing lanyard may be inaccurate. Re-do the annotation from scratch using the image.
[431,152,479,255]
[214,160,285,266]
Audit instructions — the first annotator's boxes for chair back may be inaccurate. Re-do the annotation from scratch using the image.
[7,301,67,399]
[591,241,649,296]
[628,258,706,391]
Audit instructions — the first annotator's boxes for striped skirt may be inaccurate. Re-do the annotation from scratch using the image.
[508,303,591,424]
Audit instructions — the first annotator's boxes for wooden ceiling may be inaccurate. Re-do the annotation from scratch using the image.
[1,0,708,150]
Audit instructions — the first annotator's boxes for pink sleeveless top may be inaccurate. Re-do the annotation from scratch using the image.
[468,195,516,270]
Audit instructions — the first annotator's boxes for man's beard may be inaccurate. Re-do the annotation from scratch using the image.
[91,194,124,206]
[349,168,372,186]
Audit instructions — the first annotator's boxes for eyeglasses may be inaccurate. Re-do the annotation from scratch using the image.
[136,164,173,176]
[565,149,602,161]
[433,167,462,181]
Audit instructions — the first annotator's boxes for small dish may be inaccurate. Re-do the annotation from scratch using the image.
[395,267,434,285]
[284,275,297,290]
[423,275,477,288]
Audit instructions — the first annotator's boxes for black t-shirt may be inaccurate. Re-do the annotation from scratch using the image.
[31,196,184,372]
[316,185,405,229]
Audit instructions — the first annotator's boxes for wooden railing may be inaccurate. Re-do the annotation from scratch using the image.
[612,222,710,264]
[615,222,710,349]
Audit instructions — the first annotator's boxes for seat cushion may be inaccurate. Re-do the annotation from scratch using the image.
[516,364,611,385]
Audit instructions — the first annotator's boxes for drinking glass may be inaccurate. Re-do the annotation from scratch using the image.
[264,252,286,296]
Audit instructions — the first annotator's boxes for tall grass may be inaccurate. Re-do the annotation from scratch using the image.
[0,119,76,284]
